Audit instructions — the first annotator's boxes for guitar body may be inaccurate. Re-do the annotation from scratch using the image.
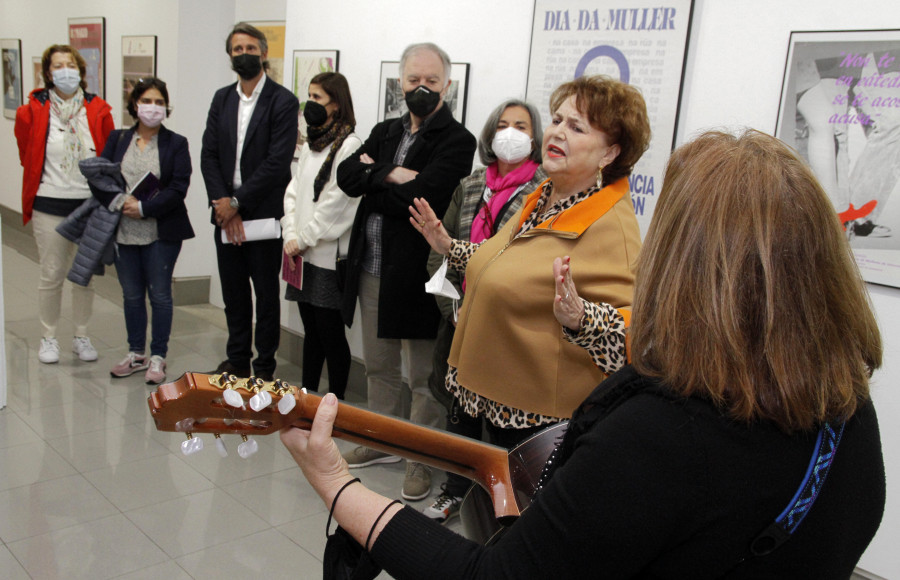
[459,422,567,544]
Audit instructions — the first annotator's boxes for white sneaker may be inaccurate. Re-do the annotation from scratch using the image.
[39,338,60,364]
[145,355,167,384]
[72,336,98,362]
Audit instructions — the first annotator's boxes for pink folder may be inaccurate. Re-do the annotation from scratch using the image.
[282,252,303,290]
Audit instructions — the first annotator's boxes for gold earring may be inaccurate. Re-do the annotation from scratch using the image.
[596,166,604,189]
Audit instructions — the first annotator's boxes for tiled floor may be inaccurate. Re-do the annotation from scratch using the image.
[1,242,455,579]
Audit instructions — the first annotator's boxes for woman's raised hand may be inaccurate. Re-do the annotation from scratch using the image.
[409,197,452,255]
[553,256,585,331]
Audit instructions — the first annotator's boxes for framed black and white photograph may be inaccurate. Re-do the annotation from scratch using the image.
[121,35,157,126]
[377,61,470,124]
[525,1,694,232]
[775,29,900,288]
[2,39,23,120]
[68,17,105,98]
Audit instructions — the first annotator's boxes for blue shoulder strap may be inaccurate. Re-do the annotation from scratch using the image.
[749,421,846,556]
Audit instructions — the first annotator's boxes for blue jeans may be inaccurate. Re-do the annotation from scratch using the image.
[115,240,182,357]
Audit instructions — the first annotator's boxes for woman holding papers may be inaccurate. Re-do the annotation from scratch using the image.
[281,72,361,398]
[93,77,194,384]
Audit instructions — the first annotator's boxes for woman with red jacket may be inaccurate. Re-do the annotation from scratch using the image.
[15,44,114,365]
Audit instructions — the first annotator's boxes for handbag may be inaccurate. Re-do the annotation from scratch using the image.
[323,525,382,580]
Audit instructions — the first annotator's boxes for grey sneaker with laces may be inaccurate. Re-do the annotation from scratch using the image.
[423,487,463,523]
[401,461,432,501]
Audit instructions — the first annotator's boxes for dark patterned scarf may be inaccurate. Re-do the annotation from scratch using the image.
[307,122,354,202]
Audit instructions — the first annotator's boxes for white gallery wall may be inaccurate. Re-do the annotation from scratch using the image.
[0,1,898,576]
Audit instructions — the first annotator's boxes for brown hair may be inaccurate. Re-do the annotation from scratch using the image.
[549,75,650,185]
[41,45,87,92]
[225,22,270,72]
[630,129,881,433]
[310,72,356,128]
[127,77,170,119]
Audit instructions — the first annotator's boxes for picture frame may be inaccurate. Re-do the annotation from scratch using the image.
[248,21,286,86]
[68,17,105,98]
[775,29,900,288]
[291,49,339,152]
[121,35,157,126]
[292,49,339,99]
[32,56,43,91]
[377,61,470,124]
[525,0,695,233]
[2,38,23,119]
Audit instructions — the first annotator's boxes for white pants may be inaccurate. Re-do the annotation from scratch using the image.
[358,271,443,429]
[31,210,94,338]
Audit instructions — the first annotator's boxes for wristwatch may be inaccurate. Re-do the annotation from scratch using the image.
[229,196,240,209]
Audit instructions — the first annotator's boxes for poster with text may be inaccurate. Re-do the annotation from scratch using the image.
[250,21,286,86]
[121,36,157,127]
[68,17,105,98]
[526,1,693,234]
[776,29,900,288]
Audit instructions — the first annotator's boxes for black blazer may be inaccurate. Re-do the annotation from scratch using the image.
[337,103,476,337]
[98,125,194,241]
[200,78,299,224]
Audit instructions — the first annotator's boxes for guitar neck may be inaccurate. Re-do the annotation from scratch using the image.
[295,394,517,513]
[149,372,521,519]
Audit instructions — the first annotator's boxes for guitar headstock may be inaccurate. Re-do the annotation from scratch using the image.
[148,372,318,457]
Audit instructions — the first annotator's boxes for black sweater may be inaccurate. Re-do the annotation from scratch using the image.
[372,366,885,579]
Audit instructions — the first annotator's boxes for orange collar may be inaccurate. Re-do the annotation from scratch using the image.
[516,177,630,235]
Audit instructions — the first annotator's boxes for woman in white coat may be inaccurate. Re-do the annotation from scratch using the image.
[281,72,361,398]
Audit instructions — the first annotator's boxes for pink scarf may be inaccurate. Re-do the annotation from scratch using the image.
[470,160,540,244]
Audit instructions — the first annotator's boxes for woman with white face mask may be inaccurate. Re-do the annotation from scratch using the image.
[15,44,114,365]
[92,77,194,385]
[422,99,546,522]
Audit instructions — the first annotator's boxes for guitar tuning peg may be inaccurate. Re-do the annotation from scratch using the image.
[214,433,228,458]
[277,392,296,415]
[237,434,258,459]
[181,433,204,456]
[222,388,244,408]
[249,390,273,411]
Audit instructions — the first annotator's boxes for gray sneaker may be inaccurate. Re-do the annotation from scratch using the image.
[423,486,463,523]
[342,446,402,468]
[402,461,432,501]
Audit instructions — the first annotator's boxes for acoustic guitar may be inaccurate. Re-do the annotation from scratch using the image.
[148,372,567,544]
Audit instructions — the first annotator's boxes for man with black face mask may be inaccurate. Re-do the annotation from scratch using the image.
[201,22,299,381]
[336,43,476,502]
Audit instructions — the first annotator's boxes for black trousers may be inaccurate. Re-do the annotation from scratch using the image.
[214,233,282,375]
[297,301,351,398]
